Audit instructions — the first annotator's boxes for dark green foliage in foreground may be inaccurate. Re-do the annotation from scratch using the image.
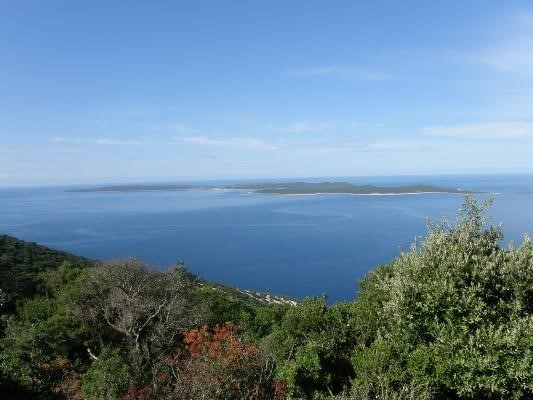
[350,197,533,399]
[0,197,532,399]
[0,261,90,398]
[81,347,132,400]
[258,298,357,399]
[0,235,93,314]
[192,285,256,326]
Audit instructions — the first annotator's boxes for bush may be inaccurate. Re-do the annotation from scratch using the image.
[0,262,89,396]
[159,322,281,399]
[350,197,533,399]
[81,347,131,400]
[261,297,357,399]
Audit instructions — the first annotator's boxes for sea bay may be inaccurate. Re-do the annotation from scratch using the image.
[1,174,532,302]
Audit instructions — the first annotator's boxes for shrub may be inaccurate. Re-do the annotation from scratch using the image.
[81,347,131,400]
[161,322,281,399]
[350,197,533,399]
[261,297,357,399]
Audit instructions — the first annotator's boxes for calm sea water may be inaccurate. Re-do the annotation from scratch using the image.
[1,174,532,302]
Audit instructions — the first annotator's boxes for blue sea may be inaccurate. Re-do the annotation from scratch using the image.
[1,174,532,302]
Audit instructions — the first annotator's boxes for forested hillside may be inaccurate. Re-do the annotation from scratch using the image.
[1,197,532,399]
[0,235,94,313]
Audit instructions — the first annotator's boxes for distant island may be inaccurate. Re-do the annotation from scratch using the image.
[67,181,475,195]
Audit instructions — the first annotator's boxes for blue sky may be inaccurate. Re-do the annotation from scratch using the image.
[1,0,533,186]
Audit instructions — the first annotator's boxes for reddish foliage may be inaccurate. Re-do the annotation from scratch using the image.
[50,358,88,400]
[53,370,82,400]
[159,321,286,399]
[121,385,152,400]
[182,322,259,364]
[273,380,288,400]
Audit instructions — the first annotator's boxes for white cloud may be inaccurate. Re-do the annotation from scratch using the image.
[478,13,533,78]
[274,138,356,152]
[176,135,360,152]
[52,136,143,145]
[151,123,195,134]
[168,123,195,134]
[266,120,335,134]
[359,139,532,154]
[175,136,278,150]
[94,138,143,145]
[423,121,533,139]
[51,136,78,143]
[175,135,460,154]
[0,146,87,153]
[0,172,21,183]
[363,140,462,153]
[285,66,389,81]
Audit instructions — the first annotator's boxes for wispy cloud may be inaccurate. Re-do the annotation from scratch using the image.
[0,172,22,183]
[116,122,533,156]
[175,136,278,150]
[175,135,358,152]
[285,66,389,81]
[92,119,108,126]
[152,123,196,134]
[282,136,527,154]
[0,146,87,153]
[275,138,357,153]
[478,13,533,78]
[423,121,533,139]
[169,123,195,134]
[52,136,144,145]
[363,140,463,153]
[266,120,335,134]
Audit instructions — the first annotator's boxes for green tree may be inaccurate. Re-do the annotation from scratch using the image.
[261,297,357,399]
[0,235,93,315]
[350,197,533,399]
[192,286,255,326]
[81,259,210,384]
[81,347,131,400]
[241,303,289,341]
[0,262,89,397]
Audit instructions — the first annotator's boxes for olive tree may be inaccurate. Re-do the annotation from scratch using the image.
[83,259,208,367]
[350,197,533,399]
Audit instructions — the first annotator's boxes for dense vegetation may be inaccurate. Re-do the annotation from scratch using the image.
[0,235,93,315]
[0,197,531,399]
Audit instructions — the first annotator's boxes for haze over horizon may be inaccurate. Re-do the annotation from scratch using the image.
[2,1,533,186]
